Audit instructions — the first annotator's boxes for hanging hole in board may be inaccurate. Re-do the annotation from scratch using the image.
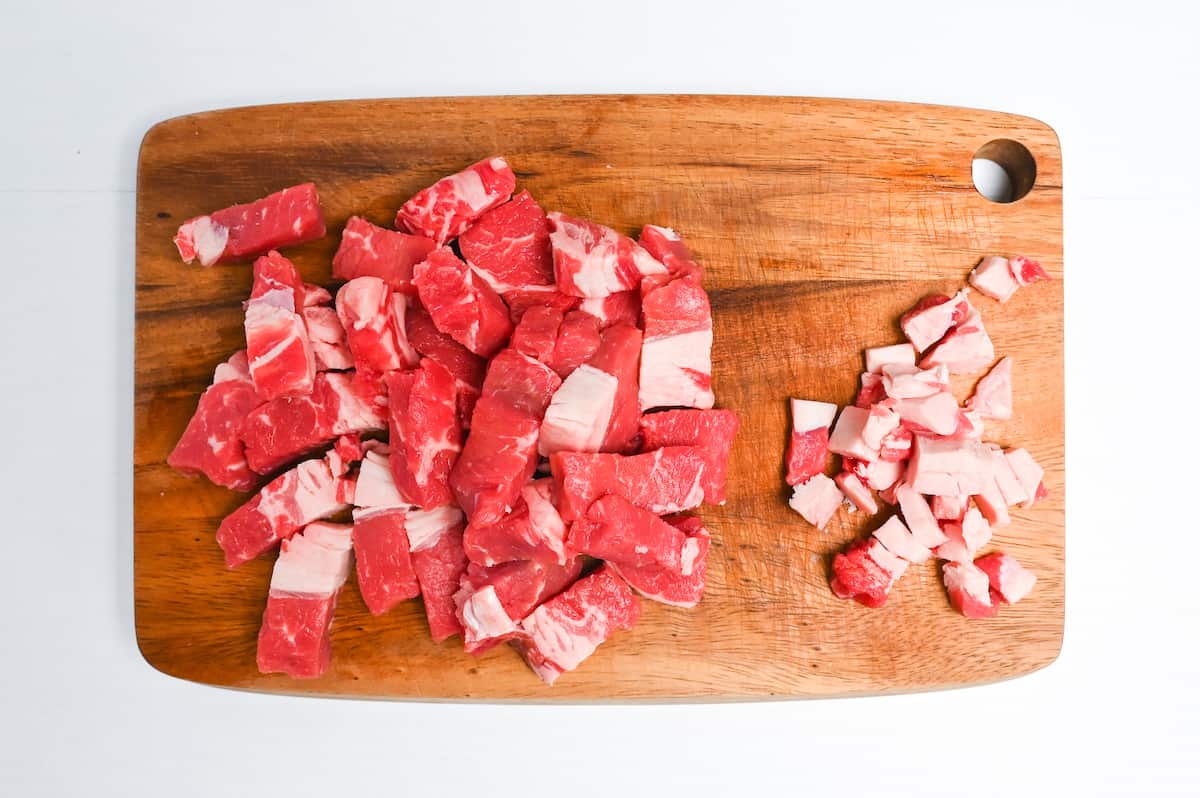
[972,139,1037,203]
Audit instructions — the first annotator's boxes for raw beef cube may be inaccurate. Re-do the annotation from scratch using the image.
[388,293,421,368]
[395,157,517,245]
[514,564,640,685]
[871,514,931,563]
[217,453,350,567]
[1004,448,1046,508]
[865,344,916,374]
[175,183,325,267]
[908,436,996,496]
[354,449,411,508]
[787,474,844,530]
[168,351,263,491]
[351,507,420,615]
[861,398,901,450]
[931,494,970,521]
[550,310,603,378]
[900,291,970,352]
[786,398,837,485]
[240,371,387,475]
[335,276,407,373]
[406,304,486,426]
[989,447,1030,506]
[450,350,561,525]
[896,392,960,435]
[638,274,714,410]
[878,425,913,462]
[935,507,992,563]
[303,306,355,371]
[567,494,693,570]
[579,291,641,329]
[548,212,667,298]
[920,305,995,374]
[969,256,1019,303]
[406,506,469,641]
[384,359,462,509]
[458,190,554,294]
[855,372,887,408]
[639,408,740,504]
[413,247,514,358]
[895,482,949,548]
[539,323,642,455]
[511,305,564,366]
[835,471,878,514]
[966,357,1013,420]
[942,561,998,619]
[828,406,878,462]
[551,446,708,522]
[256,521,352,679]
[302,283,332,307]
[608,515,709,608]
[504,285,582,324]
[331,216,436,294]
[1009,255,1051,287]
[244,251,316,400]
[638,225,704,281]
[974,552,1037,604]
[864,457,905,491]
[881,363,950,399]
[462,478,568,567]
[830,538,908,608]
[327,433,365,477]
[454,557,584,655]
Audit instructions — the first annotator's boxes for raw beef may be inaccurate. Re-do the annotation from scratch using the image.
[175,183,325,266]
[514,564,640,685]
[901,291,970,352]
[454,557,584,655]
[240,371,387,475]
[920,305,994,374]
[830,538,908,608]
[855,372,887,408]
[336,276,408,373]
[548,212,667,298]
[895,482,949,548]
[510,305,563,367]
[302,306,355,371]
[637,225,704,281]
[578,291,641,329]
[168,351,263,490]
[302,283,332,307]
[607,515,710,607]
[974,552,1037,604]
[539,323,642,455]
[638,274,714,410]
[406,304,486,426]
[413,247,514,358]
[395,157,517,245]
[244,251,316,400]
[942,561,998,619]
[331,216,435,294]
[1009,255,1051,287]
[567,494,694,570]
[871,515,931,563]
[865,344,916,374]
[384,359,462,508]
[969,256,1019,303]
[966,357,1013,420]
[639,408,740,504]
[387,293,421,367]
[828,405,878,462]
[908,436,995,496]
[450,350,562,525]
[256,522,352,678]
[406,506,469,641]
[504,285,581,323]
[550,310,603,378]
[458,190,554,294]
[462,478,568,566]
[551,446,708,522]
[351,507,420,615]
[353,449,411,509]
[786,398,837,486]
[787,473,844,530]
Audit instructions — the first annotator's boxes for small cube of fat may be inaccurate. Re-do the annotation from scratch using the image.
[871,515,931,563]
[966,357,1013,420]
[935,507,992,563]
[790,398,838,432]
[969,256,1019,303]
[974,552,1037,604]
[882,363,950,399]
[989,447,1029,506]
[896,392,960,435]
[865,344,916,374]
[931,493,970,521]
[908,436,996,496]
[828,406,879,462]
[864,458,905,491]
[861,399,901,450]
[788,474,844,530]
[919,307,995,375]
[835,471,878,515]
[901,291,969,352]
[1004,448,1046,509]
[895,482,948,548]
[972,476,1011,528]
[942,561,998,619]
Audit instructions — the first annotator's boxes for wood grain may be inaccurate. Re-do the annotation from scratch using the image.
[135,95,1064,700]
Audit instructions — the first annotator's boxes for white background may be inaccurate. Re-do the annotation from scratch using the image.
[2,1,1197,795]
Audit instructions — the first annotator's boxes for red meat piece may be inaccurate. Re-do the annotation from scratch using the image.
[454,556,584,655]
[639,274,714,410]
[335,276,408,373]
[829,538,907,608]
[302,306,354,371]
[1009,255,1051,286]
[551,445,708,522]
[855,372,887,409]
[458,190,554,294]
[384,359,462,508]
[174,183,325,266]
[351,507,420,616]
[550,310,603,378]
[462,478,567,567]
[568,494,691,570]
[639,408,740,503]
[244,252,316,400]
[974,551,1037,604]
[407,507,469,641]
[331,216,435,294]
[406,304,486,427]
[942,561,999,619]
[413,247,513,358]
[548,212,667,298]
[168,351,263,491]
[395,157,516,245]
[578,290,641,329]
[637,225,704,281]
[510,305,563,366]
[503,285,581,324]
[608,515,710,608]
[787,428,830,487]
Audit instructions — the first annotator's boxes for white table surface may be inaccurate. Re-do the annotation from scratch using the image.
[2,1,1197,794]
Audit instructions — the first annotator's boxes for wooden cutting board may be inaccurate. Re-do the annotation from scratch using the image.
[135,95,1063,700]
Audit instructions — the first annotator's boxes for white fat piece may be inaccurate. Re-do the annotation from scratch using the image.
[405,506,465,552]
[270,523,353,595]
[353,451,410,509]
[638,329,714,410]
[539,365,619,455]
[865,343,917,374]
[190,216,230,266]
[461,585,519,641]
[790,398,838,432]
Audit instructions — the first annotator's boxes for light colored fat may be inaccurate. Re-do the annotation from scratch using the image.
[191,216,229,266]
[539,365,619,455]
